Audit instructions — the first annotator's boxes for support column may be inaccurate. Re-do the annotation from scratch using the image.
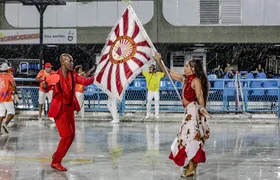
[36,4,47,69]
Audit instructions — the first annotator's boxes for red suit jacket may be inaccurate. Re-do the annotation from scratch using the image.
[48,69,94,119]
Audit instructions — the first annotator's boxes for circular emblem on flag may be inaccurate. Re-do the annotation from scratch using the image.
[95,7,153,99]
[109,36,136,64]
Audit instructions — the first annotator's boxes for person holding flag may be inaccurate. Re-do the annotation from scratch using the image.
[94,5,156,102]
[154,53,211,177]
[107,96,120,124]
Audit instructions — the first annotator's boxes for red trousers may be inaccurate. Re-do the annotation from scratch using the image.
[52,104,75,163]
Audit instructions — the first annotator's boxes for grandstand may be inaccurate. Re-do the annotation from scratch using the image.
[12,71,279,116]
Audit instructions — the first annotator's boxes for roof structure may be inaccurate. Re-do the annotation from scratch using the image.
[0,0,66,5]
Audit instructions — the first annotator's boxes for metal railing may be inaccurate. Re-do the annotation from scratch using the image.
[13,77,280,117]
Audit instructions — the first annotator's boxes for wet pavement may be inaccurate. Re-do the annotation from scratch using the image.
[0,121,280,180]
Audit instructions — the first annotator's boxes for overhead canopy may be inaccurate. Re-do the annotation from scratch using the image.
[0,0,66,5]
[0,0,66,68]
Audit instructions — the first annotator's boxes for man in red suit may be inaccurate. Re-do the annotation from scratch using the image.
[48,53,94,171]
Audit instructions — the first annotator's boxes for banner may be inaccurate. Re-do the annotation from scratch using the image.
[94,5,155,100]
[0,29,76,44]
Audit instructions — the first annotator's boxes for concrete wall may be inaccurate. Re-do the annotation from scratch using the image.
[1,0,280,44]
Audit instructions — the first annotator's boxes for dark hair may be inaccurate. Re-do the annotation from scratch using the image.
[149,64,156,72]
[189,60,209,106]
[75,65,82,73]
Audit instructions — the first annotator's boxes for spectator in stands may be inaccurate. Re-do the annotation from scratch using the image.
[74,65,95,117]
[266,70,274,78]
[212,65,224,78]
[226,70,235,79]
[0,63,18,135]
[224,62,234,73]
[142,64,165,119]
[154,53,210,177]
[255,64,264,73]
[36,62,55,123]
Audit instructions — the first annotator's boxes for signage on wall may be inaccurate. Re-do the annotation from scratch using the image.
[0,29,77,44]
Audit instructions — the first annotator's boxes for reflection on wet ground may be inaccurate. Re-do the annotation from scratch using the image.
[0,121,280,180]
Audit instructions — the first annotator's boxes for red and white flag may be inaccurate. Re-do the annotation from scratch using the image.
[94,5,155,100]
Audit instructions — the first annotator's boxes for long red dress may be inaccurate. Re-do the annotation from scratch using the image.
[169,74,210,166]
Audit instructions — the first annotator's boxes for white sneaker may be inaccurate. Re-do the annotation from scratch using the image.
[49,118,55,123]
[145,115,149,119]
[110,120,119,124]
[155,116,159,119]
[1,124,9,134]
[38,118,42,123]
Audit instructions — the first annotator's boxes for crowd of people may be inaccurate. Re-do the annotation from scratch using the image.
[211,62,266,78]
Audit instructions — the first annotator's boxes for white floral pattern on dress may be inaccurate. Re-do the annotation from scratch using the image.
[171,102,210,166]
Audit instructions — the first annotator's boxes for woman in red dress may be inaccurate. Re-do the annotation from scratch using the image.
[154,53,211,177]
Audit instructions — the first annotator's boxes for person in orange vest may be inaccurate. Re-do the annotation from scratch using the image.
[36,62,55,123]
[74,65,95,117]
[0,63,18,135]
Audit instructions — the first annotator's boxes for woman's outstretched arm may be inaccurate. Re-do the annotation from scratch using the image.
[153,53,184,82]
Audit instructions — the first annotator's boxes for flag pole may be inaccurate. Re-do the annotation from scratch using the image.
[146,44,182,102]
[142,34,182,102]
[127,6,182,102]
[160,60,182,102]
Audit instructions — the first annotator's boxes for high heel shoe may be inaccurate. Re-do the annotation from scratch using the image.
[180,160,196,177]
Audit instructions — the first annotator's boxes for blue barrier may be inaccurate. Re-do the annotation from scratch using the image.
[14,78,280,116]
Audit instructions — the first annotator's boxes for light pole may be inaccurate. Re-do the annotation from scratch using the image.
[0,0,66,69]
